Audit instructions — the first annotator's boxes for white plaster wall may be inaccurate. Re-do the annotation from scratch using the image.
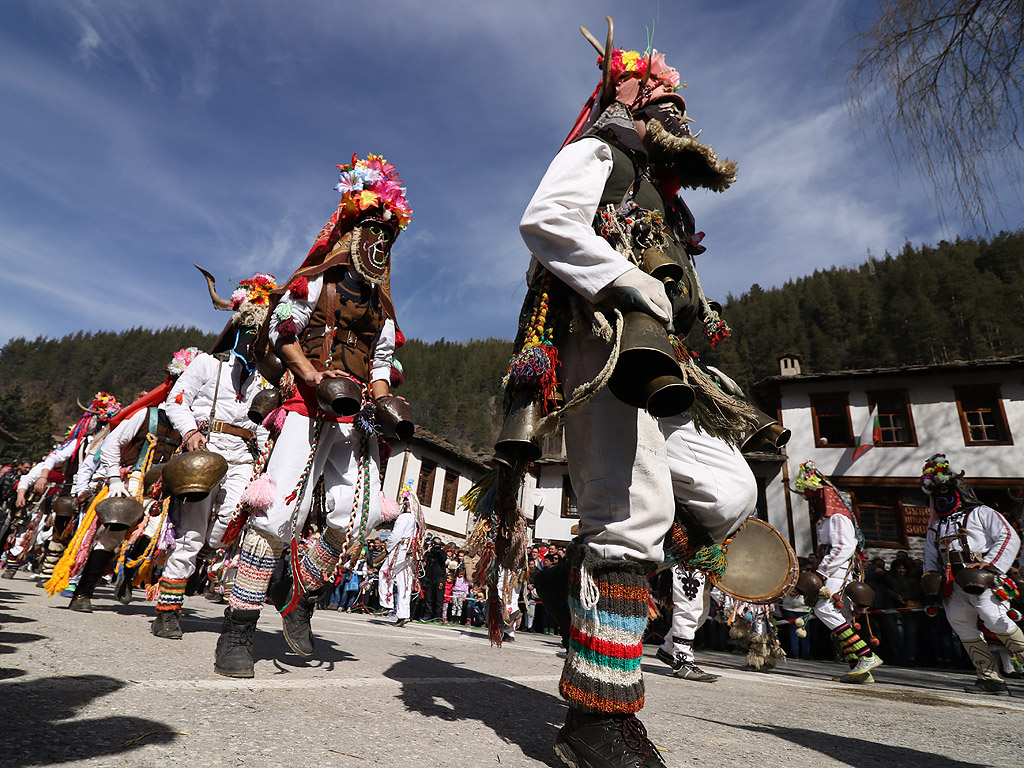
[521,464,576,543]
[773,367,1024,556]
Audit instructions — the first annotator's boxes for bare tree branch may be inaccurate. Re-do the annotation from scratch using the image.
[847,0,1024,228]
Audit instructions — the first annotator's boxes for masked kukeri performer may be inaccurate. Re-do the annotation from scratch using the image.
[214,154,410,678]
[492,21,772,768]
[793,461,883,683]
[55,349,198,611]
[14,393,121,580]
[921,454,1023,696]
[377,483,424,627]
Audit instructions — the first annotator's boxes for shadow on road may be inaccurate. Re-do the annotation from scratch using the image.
[0,587,38,678]
[0,674,180,767]
[385,654,564,767]
[686,715,981,767]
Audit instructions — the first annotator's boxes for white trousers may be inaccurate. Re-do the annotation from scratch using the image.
[812,575,855,632]
[378,559,413,620]
[561,331,757,562]
[944,583,1020,641]
[660,568,711,662]
[249,411,380,543]
[162,461,251,581]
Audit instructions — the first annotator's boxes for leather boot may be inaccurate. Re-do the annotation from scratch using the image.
[69,549,115,613]
[269,574,328,657]
[533,558,570,649]
[152,609,184,640]
[214,607,260,678]
[554,710,667,768]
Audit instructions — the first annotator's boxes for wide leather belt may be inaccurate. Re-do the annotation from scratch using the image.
[209,420,256,441]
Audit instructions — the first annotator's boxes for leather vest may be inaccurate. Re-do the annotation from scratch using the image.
[121,408,182,469]
[299,265,385,383]
[594,140,701,336]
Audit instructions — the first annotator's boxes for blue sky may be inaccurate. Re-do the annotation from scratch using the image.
[1,1,1018,347]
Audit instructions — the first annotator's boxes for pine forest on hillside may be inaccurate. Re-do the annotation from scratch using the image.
[2,231,1023,461]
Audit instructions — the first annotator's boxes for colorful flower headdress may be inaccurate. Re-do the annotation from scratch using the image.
[598,48,682,93]
[229,273,278,328]
[793,460,823,493]
[921,454,954,494]
[166,347,200,377]
[335,154,412,229]
[88,392,122,422]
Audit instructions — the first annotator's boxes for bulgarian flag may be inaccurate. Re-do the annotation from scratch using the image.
[853,405,881,461]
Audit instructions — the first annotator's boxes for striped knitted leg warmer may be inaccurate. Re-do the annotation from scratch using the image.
[229,529,285,612]
[156,577,188,612]
[833,622,872,663]
[296,526,346,592]
[559,544,649,715]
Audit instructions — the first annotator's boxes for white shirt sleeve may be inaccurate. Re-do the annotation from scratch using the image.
[18,460,46,491]
[72,450,101,495]
[371,318,396,384]
[817,515,857,577]
[519,138,635,302]
[923,521,940,573]
[165,354,213,436]
[98,408,149,480]
[977,506,1020,573]
[268,277,322,346]
[41,441,76,472]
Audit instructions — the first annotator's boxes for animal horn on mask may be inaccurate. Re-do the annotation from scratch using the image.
[194,264,234,311]
[580,17,614,110]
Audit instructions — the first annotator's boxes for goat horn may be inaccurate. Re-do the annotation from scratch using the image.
[194,264,234,311]
[600,17,615,110]
[638,49,652,99]
[77,398,96,414]
[579,26,603,54]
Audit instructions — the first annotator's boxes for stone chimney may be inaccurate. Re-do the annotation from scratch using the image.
[779,354,801,377]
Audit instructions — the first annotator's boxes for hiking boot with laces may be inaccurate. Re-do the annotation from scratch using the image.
[655,647,682,672]
[554,710,667,768]
[214,607,259,678]
[269,575,326,658]
[151,609,184,640]
[674,660,719,682]
[963,678,1010,696]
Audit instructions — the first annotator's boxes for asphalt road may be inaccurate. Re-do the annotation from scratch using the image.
[0,575,1021,768]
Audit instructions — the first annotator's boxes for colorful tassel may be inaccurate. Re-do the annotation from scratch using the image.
[289,276,309,300]
[240,473,276,512]
[263,406,288,438]
[277,317,297,341]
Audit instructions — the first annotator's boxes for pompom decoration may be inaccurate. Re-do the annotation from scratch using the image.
[853,622,861,631]
[354,402,377,438]
[1008,608,1022,621]
[262,407,288,439]
[870,638,880,647]
[277,317,297,342]
[380,493,401,523]
[395,329,406,349]
[794,617,805,627]
[240,473,276,513]
[796,628,807,638]
[288,276,309,300]
[390,363,405,388]
[274,301,293,321]
[175,393,184,404]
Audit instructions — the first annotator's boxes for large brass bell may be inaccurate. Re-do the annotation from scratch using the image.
[795,570,824,606]
[494,391,543,468]
[375,395,414,441]
[954,567,996,595]
[607,312,694,417]
[95,496,145,530]
[51,495,76,519]
[740,408,792,452]
[640,247,685,284]
[258,351,286,387]
[248,388,282,425]
[162,449,229,502]
[921,571,944,596]
[843,581,875,610]
[316,376,362,417]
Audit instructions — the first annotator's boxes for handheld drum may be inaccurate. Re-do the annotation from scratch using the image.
[716,517,799,605]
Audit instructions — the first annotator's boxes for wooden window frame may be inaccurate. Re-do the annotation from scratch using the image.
[439,469,460,515]
[866,389,918,447]
[417,460,437,506]
[849,489,909,550]
[954,385,1013,446]
[809,392,855,448]
[561,475,579,519]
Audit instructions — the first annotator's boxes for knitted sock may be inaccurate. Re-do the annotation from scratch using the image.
[296,526,346,592]
[559,544,649,715]
[156,577,188,612]
[229,529,285,612]
[833,622,871,662]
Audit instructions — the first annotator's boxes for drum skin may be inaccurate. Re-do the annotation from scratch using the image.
[717,517,799,604]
